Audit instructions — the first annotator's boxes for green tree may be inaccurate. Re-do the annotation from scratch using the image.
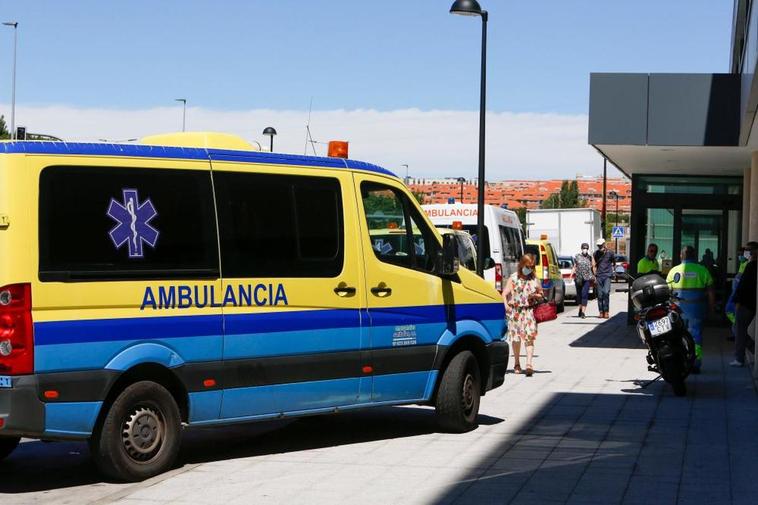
[604,212,629,241]
[0,115,9,140]
[514,207,527,228]
[541,180,585,209]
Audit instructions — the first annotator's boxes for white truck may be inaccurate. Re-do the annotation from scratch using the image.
[526,208,602,257]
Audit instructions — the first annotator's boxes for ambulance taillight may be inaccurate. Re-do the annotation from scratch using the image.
[495,263,503,292]
[0,283,34,375]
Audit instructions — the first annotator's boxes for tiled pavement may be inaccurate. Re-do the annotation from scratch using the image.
[1,291,756,504]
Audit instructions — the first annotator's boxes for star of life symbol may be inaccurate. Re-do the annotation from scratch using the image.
[107,189,159,258]
[373,239,394,255]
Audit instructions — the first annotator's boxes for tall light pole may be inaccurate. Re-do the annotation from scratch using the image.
[450,0,488,277]
[175,98,186,132]
[609,190,619,252]
[3,22,18,140]
[601,157,607,238]
[402,164,409,184]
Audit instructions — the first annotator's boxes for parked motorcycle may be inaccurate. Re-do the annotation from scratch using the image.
[626,273,696,396]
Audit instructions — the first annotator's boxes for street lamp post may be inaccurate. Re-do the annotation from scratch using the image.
[402,164,409,184]
[609,190,619,252]
[450,0,488,277]
[3,21,18,140]
[601,158,607,239]
[456,177,466,202]
[262,127,277,152]
[175,98,187,132]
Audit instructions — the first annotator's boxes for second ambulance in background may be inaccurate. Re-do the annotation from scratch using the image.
[422,203,525,291]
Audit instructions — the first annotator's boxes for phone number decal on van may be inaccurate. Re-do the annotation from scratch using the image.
[392,324,417,346]
[141,283,288,310]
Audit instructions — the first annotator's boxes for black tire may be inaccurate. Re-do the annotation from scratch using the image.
[0,436,20,461]
[671,380,687,397]
[557,283,565,313]
[90,381,181,482]
[435,351,481,433]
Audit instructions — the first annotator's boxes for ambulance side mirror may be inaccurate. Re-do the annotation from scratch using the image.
[437,233,460,276]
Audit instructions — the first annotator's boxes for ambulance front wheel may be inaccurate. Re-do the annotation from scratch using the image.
[90,381,182,482]
[0,436,20,461]
[435,350,481,433]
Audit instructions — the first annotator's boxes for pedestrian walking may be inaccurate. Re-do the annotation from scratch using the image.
[666,245,715,373]
[731,241,757,367]
[637,243,660,275]
[593,238,615,318]
[503,254,544,377]
[573,242,595,318]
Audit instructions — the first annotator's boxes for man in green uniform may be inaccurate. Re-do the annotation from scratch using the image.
[637,243,660,275]
[666,245,715,373]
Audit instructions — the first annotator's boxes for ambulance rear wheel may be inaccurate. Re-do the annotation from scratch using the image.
[91,381,181,482]
[0,436,20,461]
[435,351,481,433]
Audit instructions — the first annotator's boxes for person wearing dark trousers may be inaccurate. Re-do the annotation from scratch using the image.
[731,241,758,367]
[594,238,615,318]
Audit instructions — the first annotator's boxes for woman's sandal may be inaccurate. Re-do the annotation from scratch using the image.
[513,364,522,374]
[525,366,534,377]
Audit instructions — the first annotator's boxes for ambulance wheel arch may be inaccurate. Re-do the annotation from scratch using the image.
[433,334,491,399]
[93,362,190,433]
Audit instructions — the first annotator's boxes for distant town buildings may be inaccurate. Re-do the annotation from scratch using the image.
[407,175,631,214]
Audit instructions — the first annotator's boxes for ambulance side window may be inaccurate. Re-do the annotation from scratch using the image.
[39,166,219,281]
[214,172,343,278]
[361,182,437,273]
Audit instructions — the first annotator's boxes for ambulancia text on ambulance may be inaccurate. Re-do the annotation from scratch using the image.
[0,133,507,481]
[422,203,526,292]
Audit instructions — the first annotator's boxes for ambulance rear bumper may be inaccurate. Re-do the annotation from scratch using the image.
[0,375,46,437]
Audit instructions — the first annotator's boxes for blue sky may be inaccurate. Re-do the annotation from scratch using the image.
[0,1,737,179]
[0,0,733,114]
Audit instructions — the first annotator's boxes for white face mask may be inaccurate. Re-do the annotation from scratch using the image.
[521,267,533,276]
[746,250,753,261]
[581,248,589,255]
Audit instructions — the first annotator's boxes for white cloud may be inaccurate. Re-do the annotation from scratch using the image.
[1,104,603,180]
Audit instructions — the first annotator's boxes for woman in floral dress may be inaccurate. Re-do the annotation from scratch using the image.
[503,255,544,377]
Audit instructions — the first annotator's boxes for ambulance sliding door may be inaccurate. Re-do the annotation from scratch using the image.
[211,158,366,417]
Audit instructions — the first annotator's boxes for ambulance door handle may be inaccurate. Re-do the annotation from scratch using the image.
[370,284,392,297]
[334,284,357,297]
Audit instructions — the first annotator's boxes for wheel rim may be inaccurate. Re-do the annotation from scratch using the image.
[462,373,476,415]
[121,406,164,463]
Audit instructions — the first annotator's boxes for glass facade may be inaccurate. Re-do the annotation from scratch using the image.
[632,175,743,311]
[638,176,743,195]
[644,208,674,273]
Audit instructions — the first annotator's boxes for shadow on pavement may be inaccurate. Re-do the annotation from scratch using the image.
[429,327,758,505]
[0,405,503,493]
[568,312,646,350]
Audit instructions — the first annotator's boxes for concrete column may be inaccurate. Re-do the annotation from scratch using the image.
[750,154,758,241]
[743,165,752,244]
[750,155,758,379]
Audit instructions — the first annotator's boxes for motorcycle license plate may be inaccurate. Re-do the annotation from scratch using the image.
[647,317,672,336]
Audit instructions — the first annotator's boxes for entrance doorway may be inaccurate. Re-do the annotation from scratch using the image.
[630,175,743,316]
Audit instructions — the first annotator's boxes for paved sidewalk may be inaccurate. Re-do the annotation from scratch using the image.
[1,291,756,504]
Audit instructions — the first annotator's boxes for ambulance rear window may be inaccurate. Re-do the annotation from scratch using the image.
[39,166,219,281]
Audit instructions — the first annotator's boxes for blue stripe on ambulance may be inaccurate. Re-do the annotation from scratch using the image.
[32,303,503,435]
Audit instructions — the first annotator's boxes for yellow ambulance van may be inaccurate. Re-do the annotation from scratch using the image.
[0,133,507,481]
